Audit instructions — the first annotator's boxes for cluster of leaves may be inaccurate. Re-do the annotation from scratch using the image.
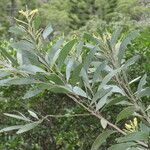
[0,10,150,150]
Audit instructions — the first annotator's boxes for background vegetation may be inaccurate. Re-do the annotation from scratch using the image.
[0,0,150,150]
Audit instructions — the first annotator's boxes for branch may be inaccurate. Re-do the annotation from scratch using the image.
[67,94,148,148]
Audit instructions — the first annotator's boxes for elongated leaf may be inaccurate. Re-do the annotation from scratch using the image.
[146,105,150,111]
[66,58,74,82]
[45,38,64,66]
[0,78,13,86]
[0,72,11,78]
[70,64,82,84]
[16,121,41,134]
[9,26,25,35]
[101,118,107,129]
[124,55,140,68]
[83,46,98,69]
[84,33,105,47]
[11,40,35,51]
[117,132,149,143]
[129,76,141,85]
[4,113,30,122]
[91,88,112,105]
[80,68,91,91]
[137,74,147,93]
[0,125,23,133]
[23,89,44,99]
[19,64,46,74]
[28,110,39,120]
[96,90,112,111]
[98,68,122,90]
[57,39,77,69]
[106,96,126,107]
[118,30,139,64]
[49,85,71,94]
[1,47,18,66]
[73,86,87,98]
[92,61,107,84]
[116,106,135,123]
[104,85,125,96]
[16,49,39,66]
[108,142,136,150]
[76,41,84,57]
[91,130,114,150]
[47,74,64,85]
[138,87,150,97]
[110,27,122,48]
[42,24,53,39]
[7,77,40,85]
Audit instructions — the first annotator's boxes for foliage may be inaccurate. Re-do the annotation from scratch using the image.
[0,9,150,150]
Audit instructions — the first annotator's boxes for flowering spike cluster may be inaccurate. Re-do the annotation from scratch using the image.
[124,118,138,133]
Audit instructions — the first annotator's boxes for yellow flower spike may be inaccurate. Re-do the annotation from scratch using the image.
[129,120,134,127]
[29,9,38,16]
[125,123,132,129]
[124,117,138,133]
[19,10,27,16]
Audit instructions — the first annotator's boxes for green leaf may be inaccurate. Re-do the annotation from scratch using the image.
[104,85,125,96]
[16,121,41,134]
[138,87,150,97]
[23,89,44,99]
[118,30,139,64]
[116,106,135,123]
[45,38,64,66]
[4,113,31,122]
[66,58,74,82]
[0,72,11,78]
[49,85,71,94]
[129,76,141,85]
[96,90,112,111]
[11,40,35,52]
[28,110,39,120]
[70,64,82,84]
[98,68,122,90]
[108,142,136,150]
[91,88,112,105]
[0,125,23,133]
[91,130,114,150]
[73,86,88,98]
[47,74,64,85]
[110,27,122,48]
[100,118,107,129]
[0,78,13,86]
[106,96,126,107]
[9,26,25,35]
[76,41,84,57]
[92,61,107,84]
[42,24,53,39]
[16,49,39,66]
[19,64,46,74]
[117,132,149,143]
[83,33,105,47]
[80,68,91,91]
[83,46,98,69]
[137,74,147,93]
[124,55,140,68]
[0,47,18,66]
[57,39,77,69]
[7,77,40,85]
